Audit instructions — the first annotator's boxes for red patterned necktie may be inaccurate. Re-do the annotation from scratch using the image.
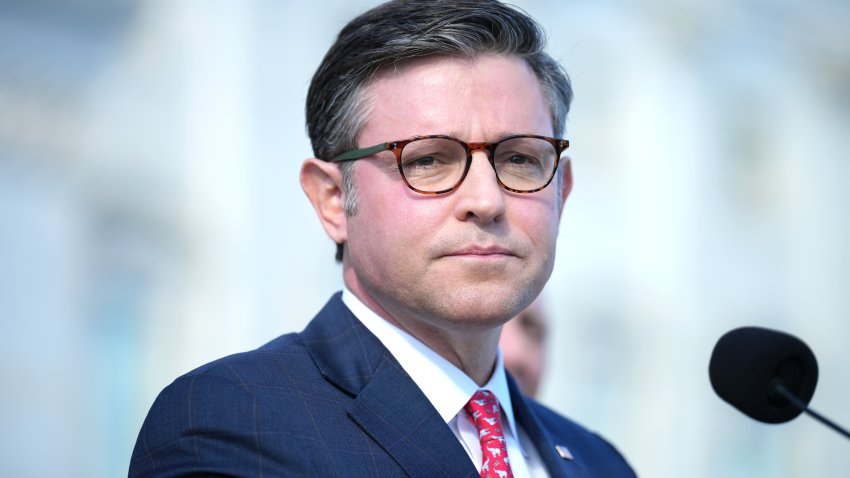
[465,390,514,478]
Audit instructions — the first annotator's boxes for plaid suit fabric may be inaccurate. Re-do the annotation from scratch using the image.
[130,293,636,477]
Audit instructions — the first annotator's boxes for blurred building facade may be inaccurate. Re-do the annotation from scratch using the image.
[1,1,848,476]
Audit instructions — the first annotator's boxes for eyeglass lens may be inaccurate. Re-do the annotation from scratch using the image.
[399,137,557,192]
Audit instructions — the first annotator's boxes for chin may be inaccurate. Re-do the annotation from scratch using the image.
[432,288,528,326]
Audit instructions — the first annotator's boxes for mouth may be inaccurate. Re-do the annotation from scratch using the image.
[444,245,516,258]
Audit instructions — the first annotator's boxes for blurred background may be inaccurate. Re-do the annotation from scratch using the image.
[1,0,848,476]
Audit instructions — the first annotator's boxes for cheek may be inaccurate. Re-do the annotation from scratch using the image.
[353,188,440,261]
[516,200,561,251]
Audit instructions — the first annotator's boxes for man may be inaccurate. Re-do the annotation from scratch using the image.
[130,1,635,476]
[501,299,549,398]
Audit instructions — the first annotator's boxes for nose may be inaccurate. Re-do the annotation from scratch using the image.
[452,150,506,223]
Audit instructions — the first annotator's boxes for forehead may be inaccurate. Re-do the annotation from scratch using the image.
[359,54,553,143]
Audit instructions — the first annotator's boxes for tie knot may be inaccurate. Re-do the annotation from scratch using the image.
[465,390,513,477]
[464,390,503,441]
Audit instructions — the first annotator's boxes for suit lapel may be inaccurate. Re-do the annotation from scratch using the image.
[508,374,591,478]
[348,354,478,478]
[301,294,477,478]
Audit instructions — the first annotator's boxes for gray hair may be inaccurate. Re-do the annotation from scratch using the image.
[305,0,573,261]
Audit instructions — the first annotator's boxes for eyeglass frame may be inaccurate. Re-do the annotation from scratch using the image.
[327,134,570,195]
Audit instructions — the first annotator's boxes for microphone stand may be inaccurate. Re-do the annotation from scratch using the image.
[773,380,850,441]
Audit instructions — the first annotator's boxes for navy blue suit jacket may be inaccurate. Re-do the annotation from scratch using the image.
[130,293,635,477]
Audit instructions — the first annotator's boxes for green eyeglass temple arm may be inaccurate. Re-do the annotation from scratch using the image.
[329,143,388,163]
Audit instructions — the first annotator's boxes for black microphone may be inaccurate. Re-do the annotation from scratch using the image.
[709,326,850,440]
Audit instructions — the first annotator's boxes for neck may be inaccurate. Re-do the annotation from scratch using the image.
[344,277,502,386]
[408,321,502,386]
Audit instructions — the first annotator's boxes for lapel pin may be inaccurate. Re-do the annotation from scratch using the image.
[555,444,574,461]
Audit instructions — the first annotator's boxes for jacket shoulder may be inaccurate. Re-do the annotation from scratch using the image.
[129,332,324,477]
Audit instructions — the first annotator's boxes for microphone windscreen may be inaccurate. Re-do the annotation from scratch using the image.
[709,326,818,424]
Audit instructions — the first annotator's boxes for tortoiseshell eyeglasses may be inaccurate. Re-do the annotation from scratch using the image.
[328,134,570,195]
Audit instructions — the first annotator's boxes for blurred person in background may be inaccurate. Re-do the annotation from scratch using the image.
[500,298,549,398]
[129,1,635,476]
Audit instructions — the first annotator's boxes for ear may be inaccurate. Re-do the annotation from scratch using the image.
[300,158,348,245]
[558,157,573,217]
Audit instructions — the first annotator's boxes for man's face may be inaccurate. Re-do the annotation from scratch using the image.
[342,54,570,334]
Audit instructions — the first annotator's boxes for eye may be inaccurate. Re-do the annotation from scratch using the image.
[414,156,435,166]
[404,155,440,169]
[500,153,541,168]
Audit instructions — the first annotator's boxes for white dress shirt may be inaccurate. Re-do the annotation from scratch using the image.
[342,288,547,478]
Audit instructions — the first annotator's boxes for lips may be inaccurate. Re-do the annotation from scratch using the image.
[445,245,516,257]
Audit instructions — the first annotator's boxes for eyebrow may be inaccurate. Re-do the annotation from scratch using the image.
[444,130,533,142]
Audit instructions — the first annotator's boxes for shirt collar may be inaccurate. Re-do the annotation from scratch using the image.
[341,287,520,439]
